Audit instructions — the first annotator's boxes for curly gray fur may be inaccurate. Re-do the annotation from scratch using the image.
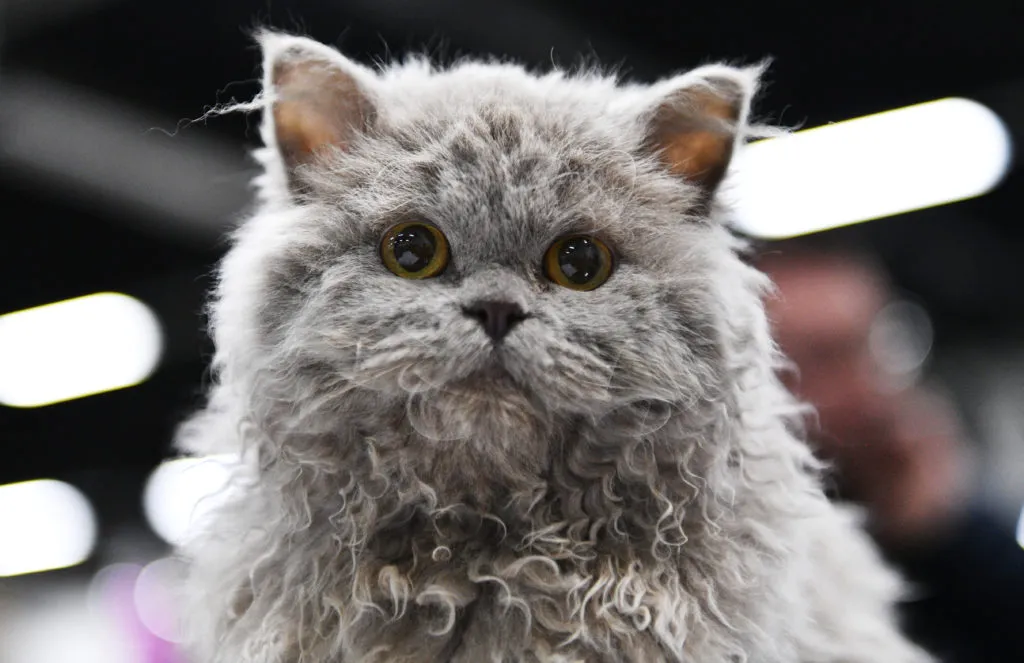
[176,31,933,663]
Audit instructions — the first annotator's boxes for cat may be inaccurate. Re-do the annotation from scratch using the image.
[176,30,933,663]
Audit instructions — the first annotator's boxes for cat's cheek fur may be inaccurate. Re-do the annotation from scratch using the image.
[176,32,933,663]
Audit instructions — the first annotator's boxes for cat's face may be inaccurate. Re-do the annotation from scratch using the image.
[221,33,758,486]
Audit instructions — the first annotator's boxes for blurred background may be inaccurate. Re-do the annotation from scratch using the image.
[1,1,1022,662]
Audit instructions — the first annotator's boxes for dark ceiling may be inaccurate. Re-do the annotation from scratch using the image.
[1,0,1022,498]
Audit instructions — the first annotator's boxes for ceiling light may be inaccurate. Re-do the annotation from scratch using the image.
[0,479,98,577]
[729,97,1013,239]
[1017,503,1024,550]
[0,292,163,408]
[142,455,238,546]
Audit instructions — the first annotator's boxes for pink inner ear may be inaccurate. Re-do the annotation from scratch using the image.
[273,99,345,160]
[647,83,743,192]
[270,56,371,167]
[659,130,732,185]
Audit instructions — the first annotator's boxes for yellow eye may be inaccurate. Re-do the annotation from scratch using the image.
[380,222,450,279]
[544,235,614,291]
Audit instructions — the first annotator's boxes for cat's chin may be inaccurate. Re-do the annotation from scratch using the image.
[405,359,546,447]
[408,376,552,495]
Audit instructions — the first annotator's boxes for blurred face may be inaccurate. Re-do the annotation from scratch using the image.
[763,256,895,462]
[764,254,969,530]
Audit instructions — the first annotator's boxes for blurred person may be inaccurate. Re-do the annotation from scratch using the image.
[759,242,1024,662]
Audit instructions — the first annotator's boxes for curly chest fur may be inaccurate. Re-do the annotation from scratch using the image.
[205,412,816,663]
[330,564,686,663]
[243,488,772,663]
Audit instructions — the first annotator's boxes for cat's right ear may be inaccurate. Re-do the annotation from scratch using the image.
[258,32,378,175]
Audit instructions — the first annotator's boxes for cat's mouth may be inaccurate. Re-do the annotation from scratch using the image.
[448,350,523,392]
[463,357,517,385]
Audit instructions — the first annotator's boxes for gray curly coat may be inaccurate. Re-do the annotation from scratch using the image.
[176,31,932,663]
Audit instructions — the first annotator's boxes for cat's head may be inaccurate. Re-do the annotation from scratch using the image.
[211,32,765,491]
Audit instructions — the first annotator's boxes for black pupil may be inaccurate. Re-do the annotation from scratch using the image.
[558,237,604,284]
[392,225,436,272]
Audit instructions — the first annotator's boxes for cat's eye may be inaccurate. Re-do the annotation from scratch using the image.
[380,221,450,279]
[544,235,614,291]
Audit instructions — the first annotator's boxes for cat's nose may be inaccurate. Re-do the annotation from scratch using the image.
[462,300,528,342]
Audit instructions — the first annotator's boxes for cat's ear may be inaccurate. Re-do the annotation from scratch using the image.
[258,31,377,173]
[641,64,760,197]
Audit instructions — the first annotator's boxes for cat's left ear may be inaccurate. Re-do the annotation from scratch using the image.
[641,64,760,197]
[258,31,378,174]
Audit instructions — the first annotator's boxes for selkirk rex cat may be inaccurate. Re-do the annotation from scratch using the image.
[177,31,933,663]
